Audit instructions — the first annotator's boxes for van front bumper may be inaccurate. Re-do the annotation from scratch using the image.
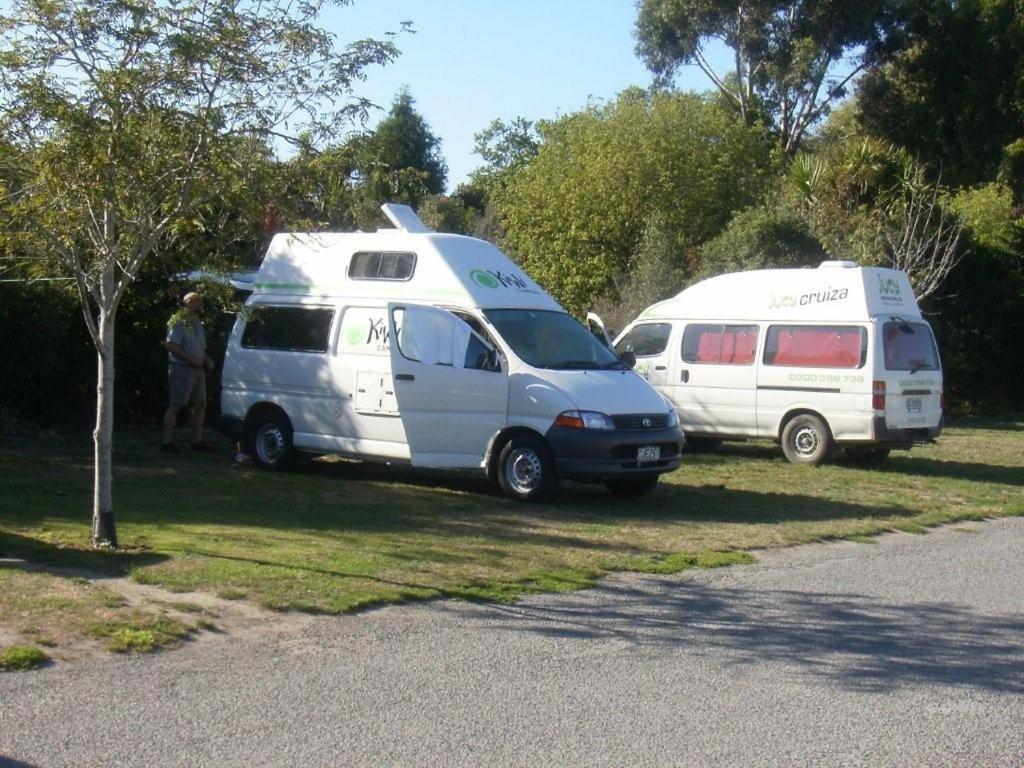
[544,425,684,482]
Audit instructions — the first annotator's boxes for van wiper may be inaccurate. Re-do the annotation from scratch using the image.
[549,360,599,370]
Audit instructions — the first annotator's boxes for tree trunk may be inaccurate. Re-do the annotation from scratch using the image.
[91,309,118,548]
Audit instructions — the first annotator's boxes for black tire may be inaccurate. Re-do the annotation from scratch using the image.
[780,414,833,465]
[684,435,723,453]
[605,475,659,498]
[247,411,295,471]
[846,447,891,465]
[496,435,557,502]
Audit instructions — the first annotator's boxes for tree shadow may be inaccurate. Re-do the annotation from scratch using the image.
[861,455,1024,486]
[0,529,169,577]
[0,756,43,768]
[157,453,923,537]
[458,579,1024,695]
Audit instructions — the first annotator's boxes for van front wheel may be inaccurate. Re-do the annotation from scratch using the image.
[497,435,557,503]
[781,414,832,465]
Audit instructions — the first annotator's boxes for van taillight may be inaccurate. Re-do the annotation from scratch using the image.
[872,381,886,410]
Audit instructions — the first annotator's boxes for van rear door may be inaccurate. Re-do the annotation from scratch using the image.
[387,303,508,469]
[879,320,943,430]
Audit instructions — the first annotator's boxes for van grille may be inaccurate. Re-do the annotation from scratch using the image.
[612,413,669,431]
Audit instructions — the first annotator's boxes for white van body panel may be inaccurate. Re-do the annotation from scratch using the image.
[221,205,683,482]
[614,262,942,449]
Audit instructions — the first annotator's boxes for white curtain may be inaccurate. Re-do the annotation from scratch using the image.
[399,305,472,367]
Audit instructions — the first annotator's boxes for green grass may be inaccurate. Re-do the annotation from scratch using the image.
[0,645,49,671]
[1,420,1022,651]
[88,614,192,653]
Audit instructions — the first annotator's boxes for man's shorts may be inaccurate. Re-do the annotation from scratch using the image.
[168,364,206,408]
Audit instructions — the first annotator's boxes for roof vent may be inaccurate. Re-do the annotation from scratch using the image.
[381,202,431,234]
[819,260,857,269]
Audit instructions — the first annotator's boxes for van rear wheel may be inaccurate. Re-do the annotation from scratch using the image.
[248,412,295,471]
[497,435,557,503]
[781,414,832,465]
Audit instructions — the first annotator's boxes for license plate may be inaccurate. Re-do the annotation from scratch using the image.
[906,397,922,413]
[637,446,661,463]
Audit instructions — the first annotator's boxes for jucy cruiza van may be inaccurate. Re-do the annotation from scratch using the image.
[220,204,683,500]
[591,261,943,465]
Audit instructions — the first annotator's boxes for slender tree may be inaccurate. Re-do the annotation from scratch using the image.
[634,0,900,156]
[0,0,404,547]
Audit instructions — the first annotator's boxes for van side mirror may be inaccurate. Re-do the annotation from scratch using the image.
[619,350,636,369]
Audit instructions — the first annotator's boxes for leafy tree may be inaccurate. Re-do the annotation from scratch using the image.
[788,137,964,301]
[349,88,446,226]
[949,183,1021,257]
[468,117,540,196]
[496,88,775,314]
[0,0,402,547]
[634,0,899,156]
[417,194,471,235]
[591,214,687,334]
[857,0,1024,188]
[695,204,825,279]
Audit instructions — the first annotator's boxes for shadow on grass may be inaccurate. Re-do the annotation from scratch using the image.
[863,455,1024,486]
[706,439,1024,486]
[0,529,169,576]
[461,579,1024,695]
[0,435,929,540]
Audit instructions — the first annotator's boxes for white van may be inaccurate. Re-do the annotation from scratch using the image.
[591,261,943,464]
[219,204,683,500]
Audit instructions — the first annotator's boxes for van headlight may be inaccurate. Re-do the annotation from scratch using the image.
[667,408,679,428]
[554,410,615,430]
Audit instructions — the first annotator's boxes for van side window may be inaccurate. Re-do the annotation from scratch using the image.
[393,306,498,371]
[349,251,416,281]
[452,311,502,372]
[241,306,334,353]
[681,324,758,365]
[763,325,866,368]
[615,323,672,357]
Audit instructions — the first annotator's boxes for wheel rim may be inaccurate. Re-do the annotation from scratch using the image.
[255,424,286,464]
[505,447,543,494]
[792,426,820,458]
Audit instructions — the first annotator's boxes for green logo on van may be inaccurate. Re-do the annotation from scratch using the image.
[878,274,902,296]
[470,269,500,289]
[345,324,365,345]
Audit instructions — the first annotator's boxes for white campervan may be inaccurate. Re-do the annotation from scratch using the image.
[594,261,943,464]
[219,204,683,500]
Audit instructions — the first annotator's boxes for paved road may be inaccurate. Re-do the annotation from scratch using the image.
[2,518,1023,768]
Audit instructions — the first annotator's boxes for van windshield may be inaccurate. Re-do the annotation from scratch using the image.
[484,309,625,370]
[883,321,941,372]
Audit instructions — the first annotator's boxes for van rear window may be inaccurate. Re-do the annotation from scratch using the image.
[883,322,940,371]
[681,324,758,365]
[241,306,334,353]
[349,251,416,281]
[764,325,865,368]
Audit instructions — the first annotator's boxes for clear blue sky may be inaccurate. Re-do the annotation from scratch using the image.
[328,1,727,190]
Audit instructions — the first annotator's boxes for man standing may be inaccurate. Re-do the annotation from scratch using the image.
[161,292,213,452]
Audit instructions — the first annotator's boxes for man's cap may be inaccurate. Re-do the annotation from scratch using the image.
[182,292,203,305]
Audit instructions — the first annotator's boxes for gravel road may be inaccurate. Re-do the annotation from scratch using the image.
[2,517,1023,768]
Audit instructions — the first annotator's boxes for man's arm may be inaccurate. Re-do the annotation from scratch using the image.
[165,341,204,367]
